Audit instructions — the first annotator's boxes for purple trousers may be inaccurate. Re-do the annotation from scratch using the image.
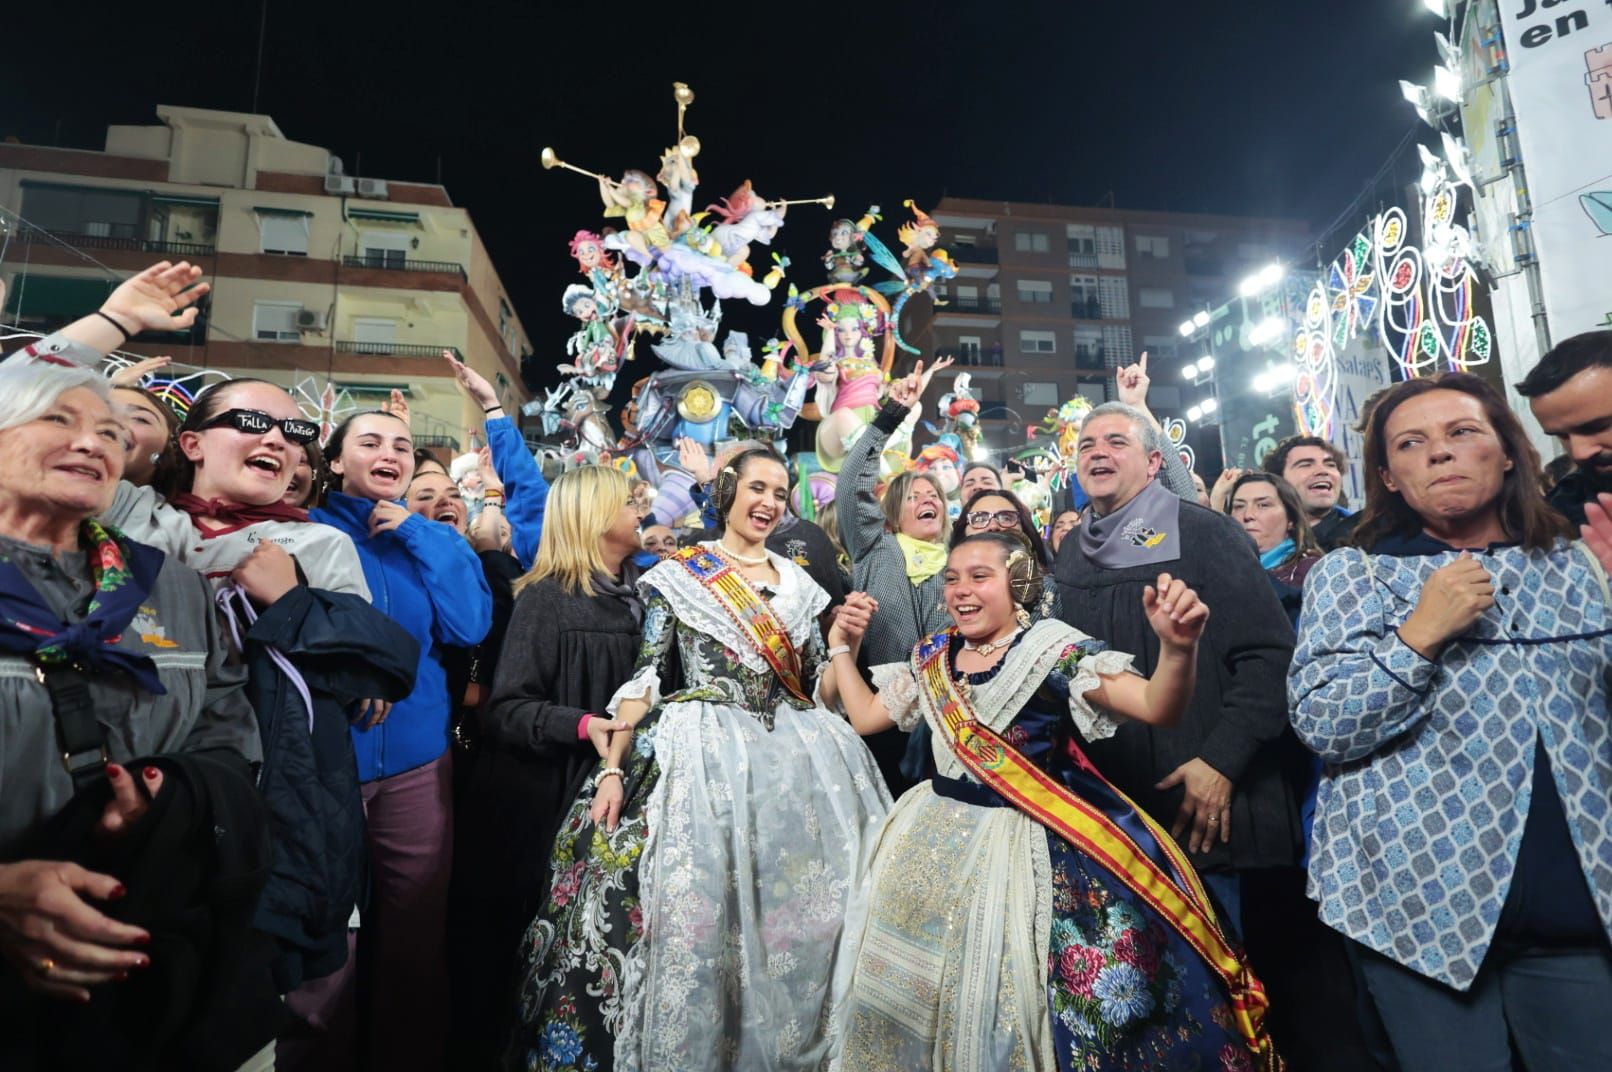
[280,752,453,1072]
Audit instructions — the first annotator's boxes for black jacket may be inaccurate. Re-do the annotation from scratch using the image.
[2,750,273,1072]
[1312,508,1363,551]
[235,584,418,991]
[1055,500,1302,871]
[1547,467,1607,528]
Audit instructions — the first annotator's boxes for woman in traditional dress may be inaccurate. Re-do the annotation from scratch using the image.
[510,446,891,1072]
[827,533,1280,1071]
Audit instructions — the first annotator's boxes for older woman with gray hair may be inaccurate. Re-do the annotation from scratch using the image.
[0,264,274,1071]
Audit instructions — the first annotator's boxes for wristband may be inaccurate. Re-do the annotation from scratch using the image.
[826,645,852,659]
[483,404,504,413]
[95,310,133,344]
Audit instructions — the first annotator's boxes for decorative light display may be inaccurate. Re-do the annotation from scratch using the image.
[1292,175,1492,440]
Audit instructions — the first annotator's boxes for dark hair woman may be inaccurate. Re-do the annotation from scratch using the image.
[110,385,179,488]
[826,533,1282,1068]
[508,447,889,1071]
[301,409,492,1071]
[1290,373,1612,1071]
[0,267,277,1069]
[1224,471,1323,628]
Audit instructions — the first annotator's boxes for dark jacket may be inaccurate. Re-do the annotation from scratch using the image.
[1055,499,1301,871]
[311,493,492,781]
[1312,507,1362,551]
[1547,467,1607,528]
[230,583,418,991]
[2,750,273,1072]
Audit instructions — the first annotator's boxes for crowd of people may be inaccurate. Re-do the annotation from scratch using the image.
[0,259,1610,1072]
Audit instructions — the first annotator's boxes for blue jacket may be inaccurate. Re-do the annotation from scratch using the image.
[312,493,492,781]
[485,416,549,570]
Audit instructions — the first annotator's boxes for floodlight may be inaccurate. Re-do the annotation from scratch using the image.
[1178,319,1197,337]
[1193,310,1211,328]
[1198,355,1215,372]
[1187,405,1204,422]
[1200,397,1218,414]
[1434,65,1462,101]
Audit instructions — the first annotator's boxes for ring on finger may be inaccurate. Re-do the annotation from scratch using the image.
[36,957,54,975]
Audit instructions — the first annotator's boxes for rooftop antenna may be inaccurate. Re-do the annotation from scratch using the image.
[251,0,268,114]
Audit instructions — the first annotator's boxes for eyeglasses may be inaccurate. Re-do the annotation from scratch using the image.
[199,408,319,445]
[965,510,1022,531]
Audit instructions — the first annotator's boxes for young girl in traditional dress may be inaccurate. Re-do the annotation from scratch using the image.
[826,533,1280,1072]
[510,446,890,1072]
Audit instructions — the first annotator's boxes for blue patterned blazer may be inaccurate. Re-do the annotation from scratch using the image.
[1289,541,1612,989]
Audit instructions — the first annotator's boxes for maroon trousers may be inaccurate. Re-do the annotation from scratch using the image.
[280,752,454,1072]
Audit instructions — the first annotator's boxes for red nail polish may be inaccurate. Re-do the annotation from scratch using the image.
[143,767,159,780]
[114,971,129,982]
[134,956,150,969]
[132,933,151,947]
[106,763,123,778]
[108,883,127,900]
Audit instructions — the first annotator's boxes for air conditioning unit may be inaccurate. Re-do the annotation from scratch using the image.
[296,308,328,332]
[355,178,389,199]
[324,174,355,195]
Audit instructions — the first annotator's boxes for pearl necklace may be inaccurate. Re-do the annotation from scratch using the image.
[961,626,1022,657]
[715,541,770,566]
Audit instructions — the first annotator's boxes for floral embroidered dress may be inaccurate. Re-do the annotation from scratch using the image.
[511,544,891,1072]
[833,619,1248,1072]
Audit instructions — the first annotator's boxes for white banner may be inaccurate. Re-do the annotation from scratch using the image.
[1500,0,1612,337]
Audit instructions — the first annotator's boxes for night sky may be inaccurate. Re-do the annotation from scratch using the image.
[4,0,1436,394]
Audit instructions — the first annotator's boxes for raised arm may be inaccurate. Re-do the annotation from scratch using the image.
[834,400,905,562]
[1115,352,1193,501]
[1081,573,1204,726]
[444,349,550,569]
[820,592,898,735]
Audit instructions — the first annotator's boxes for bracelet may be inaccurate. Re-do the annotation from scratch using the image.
[826,645,852,659]
[481,490,505,504]
[594,766,625,786]
[95,310,133,343]
[483,404,504,413]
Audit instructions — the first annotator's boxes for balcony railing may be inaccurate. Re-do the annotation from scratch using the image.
[1074,346,1107,370]
[19,229,216,258]
[1070,299,1103,321]
[412,434,461,451]
[341,254,468,280]
[953,244,999,264]
[336,341,463,360]
[1067,251,1099,269]
[944,296,1002,315]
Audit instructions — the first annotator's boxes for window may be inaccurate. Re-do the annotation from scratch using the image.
[1016,279,1053,304]
[20,183,142,239]
[498,297,517,352]
[359,230,410,268]
[1067,224,1098,267]
[1023,381,1059,407]
[1013,231,1050,253]
[257,210,310,256]
[1019,329,1056,354]
[253,301,302,342]
[1096,226,1126,269]
[1135,234,1171,258]
[957,335,982,363]
[1074,326,1104,369]
[1099,277,1130,320]
[1138,287,1175,309]
[352,317,398,354]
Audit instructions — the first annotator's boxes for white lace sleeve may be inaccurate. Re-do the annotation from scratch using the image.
[870,662,922,731]
[607,666,662,716]
[1061,647,1137,743]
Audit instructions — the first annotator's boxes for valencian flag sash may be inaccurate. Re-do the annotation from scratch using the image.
[673,546,812,705]
[913,628,1282,1070]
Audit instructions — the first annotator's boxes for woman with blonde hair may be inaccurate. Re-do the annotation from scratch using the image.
[458,465,645,1066]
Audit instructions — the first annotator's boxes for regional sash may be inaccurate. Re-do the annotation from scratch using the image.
[913,629,1282,1070]
[673,546,812,705]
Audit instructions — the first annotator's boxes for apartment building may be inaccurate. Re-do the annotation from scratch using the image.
[904,197,1309,437]
[0,106,532,450]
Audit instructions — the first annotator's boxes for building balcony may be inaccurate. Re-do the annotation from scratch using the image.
[342,254,468,280]
[336,340,464,359]
[945,296,1003,315]
[1070,299,1103,321]
[953,244,999,264]
[412,434,462,451]
[1067,251,1099,269]
[18,228,215,258]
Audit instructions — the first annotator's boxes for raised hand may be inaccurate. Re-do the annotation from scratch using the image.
[1209,468,1243,513]
[1116,351,1151,409]
[886,361,925,409]
[476,446,504,495]
[443,349,500,410]
[1142,572,1209,649]
[677,436,715,484]
[1398,552,1496,659]
[381,389,411,426]
[107,355,173,387]
[101,262,209,335]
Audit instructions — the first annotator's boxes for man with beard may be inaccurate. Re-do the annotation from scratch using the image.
[1262,435,1360,549]
[1518,331,1612,527]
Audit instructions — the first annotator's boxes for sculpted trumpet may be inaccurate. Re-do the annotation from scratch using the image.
[539,147,607,182]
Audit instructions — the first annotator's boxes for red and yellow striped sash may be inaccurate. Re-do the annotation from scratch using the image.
[673,546,812,705]
[915,630,1281,1070]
